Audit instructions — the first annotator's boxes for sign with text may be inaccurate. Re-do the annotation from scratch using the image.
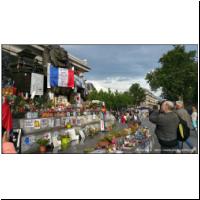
[30,73,44,96]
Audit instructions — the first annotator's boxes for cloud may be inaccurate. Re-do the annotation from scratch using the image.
[63,44,197,97]
[87,76,162,97]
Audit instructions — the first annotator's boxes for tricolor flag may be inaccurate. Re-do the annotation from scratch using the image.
[47,64,74,88]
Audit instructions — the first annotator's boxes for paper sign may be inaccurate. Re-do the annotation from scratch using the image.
[48,118,54,127]
[24,120,34,128]
[52,136,60,147]
[100,120,105,131]
[68,128,77,141]
[65,117,70,125]
[77,118,81,126]
[40,119,49,128]
[58,68,68,87]
[79,130,85,139]
[55,118,61,127]
[30,73,44,96]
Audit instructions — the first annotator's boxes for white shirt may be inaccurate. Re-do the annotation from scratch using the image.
[191,111,198,121]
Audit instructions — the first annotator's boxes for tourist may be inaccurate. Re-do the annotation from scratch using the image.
[149,101,179,153]
[175,101,196,153]
[191,106,198,132]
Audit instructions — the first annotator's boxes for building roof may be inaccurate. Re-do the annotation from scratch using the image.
[2,44,91,72]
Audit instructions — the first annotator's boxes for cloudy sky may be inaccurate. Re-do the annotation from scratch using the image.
[62,44,197,97]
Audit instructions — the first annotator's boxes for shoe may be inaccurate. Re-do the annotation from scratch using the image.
[191,147,197,154]
[176,149,182,154]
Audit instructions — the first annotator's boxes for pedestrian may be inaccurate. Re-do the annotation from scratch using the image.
[149,100,179,154]
[191,106,198,132]
[121,113,126,124]
[175,101,196,153]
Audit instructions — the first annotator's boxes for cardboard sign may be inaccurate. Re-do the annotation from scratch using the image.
[30,73,44,96]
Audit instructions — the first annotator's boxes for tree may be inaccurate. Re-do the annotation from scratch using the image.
[129,83,146,106]
[145,45,198,105]
[87,83,146,110]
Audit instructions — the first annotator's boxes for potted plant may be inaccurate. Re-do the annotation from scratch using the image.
[60,135,71,148]
[66,122,72,129]
[37,138,49,153]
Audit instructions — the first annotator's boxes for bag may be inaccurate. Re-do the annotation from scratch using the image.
[177,116,190,141]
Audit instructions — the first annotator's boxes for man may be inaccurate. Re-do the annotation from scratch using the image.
[149,101,179,153]
[175,101,196,152]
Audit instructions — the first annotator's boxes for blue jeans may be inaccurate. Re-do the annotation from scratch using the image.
[178,139,193,149]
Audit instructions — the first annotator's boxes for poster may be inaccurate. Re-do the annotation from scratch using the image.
[30,73,44,96]
[34,119,41,129]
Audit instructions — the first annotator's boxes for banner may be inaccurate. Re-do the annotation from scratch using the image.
[30,73,44,96]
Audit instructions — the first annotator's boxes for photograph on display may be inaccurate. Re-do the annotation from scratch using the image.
[1,44,198,154]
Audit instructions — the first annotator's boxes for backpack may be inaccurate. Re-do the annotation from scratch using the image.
[176,115,190,141]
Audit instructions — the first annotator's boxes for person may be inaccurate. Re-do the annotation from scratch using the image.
[149,100,179,153]
[2,96,13,139]
[191,106,198,132]
[121,113,126,124]
[2,131,16,154]
[175,101,196,152]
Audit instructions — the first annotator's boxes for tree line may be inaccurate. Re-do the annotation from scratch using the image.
[87,83,146,111]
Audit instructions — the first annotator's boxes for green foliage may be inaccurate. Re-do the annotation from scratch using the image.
[145,45,198,105]
[129,83,146,106]
[87,83,145,110]
[36,138,49,146]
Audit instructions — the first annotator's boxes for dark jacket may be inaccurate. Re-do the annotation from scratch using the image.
[149,111,179,145]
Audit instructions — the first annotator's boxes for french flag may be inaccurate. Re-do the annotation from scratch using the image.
[47,64,74,88]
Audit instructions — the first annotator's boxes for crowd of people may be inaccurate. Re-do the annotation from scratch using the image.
[149,100,198,153]
[111,110,142,126]
[110,100,198,154]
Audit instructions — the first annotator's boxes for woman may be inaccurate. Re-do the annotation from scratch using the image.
[191,106,198,132]
[2,131,16,154]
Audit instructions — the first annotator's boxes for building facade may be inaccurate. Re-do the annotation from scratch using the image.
[140,89,159,109]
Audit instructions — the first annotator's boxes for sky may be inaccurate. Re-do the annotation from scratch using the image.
[62,44,198,97]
